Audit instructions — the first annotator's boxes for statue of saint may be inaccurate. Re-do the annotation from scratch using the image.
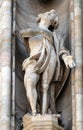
[20,10,75,116]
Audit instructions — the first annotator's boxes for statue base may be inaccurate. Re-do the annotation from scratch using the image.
[23,114,64,130]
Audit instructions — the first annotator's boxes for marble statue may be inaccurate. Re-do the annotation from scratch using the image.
[20,10,75,116]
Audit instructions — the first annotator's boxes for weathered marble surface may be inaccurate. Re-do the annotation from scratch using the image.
[20,10,75,117]
[23,114,64,130]
[0,0,82,130]
[15,0,72,130]
[0,0,12,130]
[15,0,83,130]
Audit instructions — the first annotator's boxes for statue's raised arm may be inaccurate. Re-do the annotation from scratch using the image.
[20,28,43,38]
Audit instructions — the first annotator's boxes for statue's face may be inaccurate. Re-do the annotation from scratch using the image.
[37,10,58,29]
[39,16,52,28]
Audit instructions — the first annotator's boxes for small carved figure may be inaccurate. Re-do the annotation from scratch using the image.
[20,10,75,116]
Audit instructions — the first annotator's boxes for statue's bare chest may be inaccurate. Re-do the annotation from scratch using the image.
[29,35,44,54]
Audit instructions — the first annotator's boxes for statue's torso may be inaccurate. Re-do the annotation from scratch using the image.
[29,34,43,56]
[28,32,53,56]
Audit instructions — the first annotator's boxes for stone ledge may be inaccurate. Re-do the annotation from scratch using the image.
[23,114,64,130]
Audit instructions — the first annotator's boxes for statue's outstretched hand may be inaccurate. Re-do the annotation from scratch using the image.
[63,56,76,68]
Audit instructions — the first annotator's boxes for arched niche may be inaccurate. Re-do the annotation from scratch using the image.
[15,0,72,130]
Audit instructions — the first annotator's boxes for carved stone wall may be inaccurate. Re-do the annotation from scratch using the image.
[0,0,12,130]
[0,0,2,118]
[0,0,82,130]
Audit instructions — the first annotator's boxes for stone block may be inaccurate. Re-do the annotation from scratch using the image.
[23,114,64,130]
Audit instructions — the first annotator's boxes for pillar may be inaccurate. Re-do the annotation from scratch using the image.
[0,0,2,123]
[72,0,83,130]
[0,0,12,130]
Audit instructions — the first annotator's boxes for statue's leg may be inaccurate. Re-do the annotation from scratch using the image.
[42,48,56,115]
[49,82,56,114]
[24,71,39,116]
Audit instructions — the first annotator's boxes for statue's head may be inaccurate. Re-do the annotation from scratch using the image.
[36,10,59,30]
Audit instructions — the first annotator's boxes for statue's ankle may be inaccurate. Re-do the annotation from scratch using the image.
[32,110,36,116]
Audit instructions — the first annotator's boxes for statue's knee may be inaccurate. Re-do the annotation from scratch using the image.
[42,82,49,92]
[27,77,33,84]
[24,73,38,86]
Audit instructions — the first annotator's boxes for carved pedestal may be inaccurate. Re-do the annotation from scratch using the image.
[23,114,64,130]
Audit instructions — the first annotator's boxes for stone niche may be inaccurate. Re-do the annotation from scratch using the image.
[15,0,72,130]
